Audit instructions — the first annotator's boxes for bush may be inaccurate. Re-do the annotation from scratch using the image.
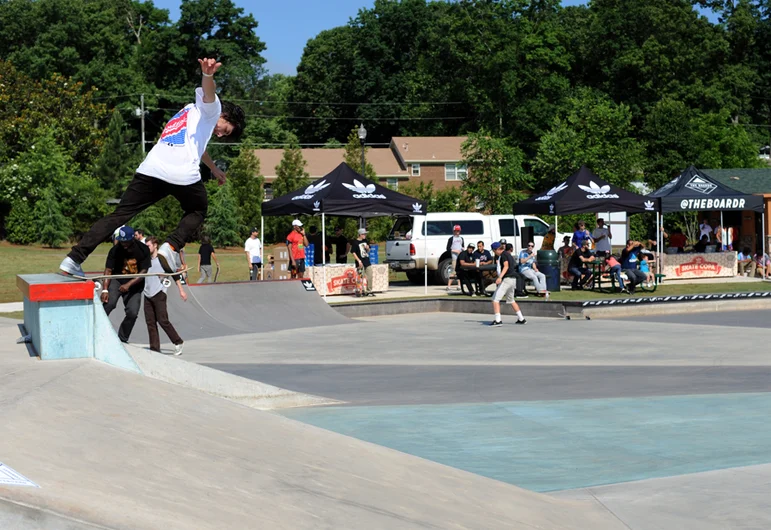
[34,188,71,247]
[6,200,37,244]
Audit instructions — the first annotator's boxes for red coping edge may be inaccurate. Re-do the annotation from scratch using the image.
[17,276,95,302]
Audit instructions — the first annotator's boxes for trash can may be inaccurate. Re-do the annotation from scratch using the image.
[537,250,560,292]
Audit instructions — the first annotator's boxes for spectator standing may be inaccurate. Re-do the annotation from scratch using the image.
[331,226,350,264]
[505,243,529,297]
[669,229,687,252]
[59,58,245,278]
[737,247,756,277]
[307,226,326,265]
[245,227,262,281]
[572,221,593,250]
[143,236,186,355]
[489,242,526,327]
[518,242,549,298]
[699,218,713,241]
[100,226,151,343]
[456,243,477,296]
[446,225,464,291]
[568,239,594,290]
[541,225,556,251]
[351,228,374,296]
[197,236,218,283]
[592,218,612,258]
[286,220,308,279]
[134,229,146,244]
[558,236,573,258]
[639,252,654,287]
[620,240,647,293]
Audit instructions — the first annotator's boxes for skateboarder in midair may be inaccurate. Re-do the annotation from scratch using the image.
[59,57,246,277]
[143,236,187,355]
[101,225,152,343]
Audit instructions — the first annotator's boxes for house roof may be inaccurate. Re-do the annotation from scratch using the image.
[390,136,467,164]
[254,148,407,180]
[702,168,771,195]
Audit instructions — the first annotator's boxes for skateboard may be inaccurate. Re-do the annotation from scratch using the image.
[213,264,220,283]
[61,268,191,291]
[353,267,369,297]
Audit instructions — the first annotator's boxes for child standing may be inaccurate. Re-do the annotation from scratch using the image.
[144,237,187,355]
[639,253,654,287]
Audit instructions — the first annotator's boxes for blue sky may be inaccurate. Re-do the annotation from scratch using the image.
[151,0,711,76]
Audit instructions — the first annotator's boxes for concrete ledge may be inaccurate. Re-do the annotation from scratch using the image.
[584,298,771,319]
[125,344,340,410]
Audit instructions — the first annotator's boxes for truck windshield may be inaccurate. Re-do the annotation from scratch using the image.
[388,217,413,240]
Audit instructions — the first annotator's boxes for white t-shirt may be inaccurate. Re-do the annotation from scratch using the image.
[699,223,713,239]
[592,227,612,252]
[450,235,463,252]
[245,237,262,263]
[144,257,168,298]
[136,88,222,186]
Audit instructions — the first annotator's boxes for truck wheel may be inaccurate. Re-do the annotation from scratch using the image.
[406,270,425,285]
[437,257,454,285]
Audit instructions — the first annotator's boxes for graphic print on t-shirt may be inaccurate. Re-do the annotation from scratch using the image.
[159,107,190,146]
[122,258,138,275]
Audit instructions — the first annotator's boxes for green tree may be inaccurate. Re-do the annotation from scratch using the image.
[34,188,72,248]
[0,129,72,205]
[94,109,141,198]
[461,131,531,214]
[228,146,264,234]
[265,144,310,243]
[400,181,462,213]
[205,182,240,247]
[129,196,184,240]
[533,89,645,189]
[5,200,37,245]
[343,128,376,178]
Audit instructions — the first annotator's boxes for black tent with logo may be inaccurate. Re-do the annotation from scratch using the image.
[512,166,659,215]
[262,162,426,217]
[648,165,764,213]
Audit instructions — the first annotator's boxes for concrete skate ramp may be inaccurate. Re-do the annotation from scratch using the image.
[109,280,351,344]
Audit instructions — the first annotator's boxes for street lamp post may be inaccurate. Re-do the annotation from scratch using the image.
[357,124,367,229]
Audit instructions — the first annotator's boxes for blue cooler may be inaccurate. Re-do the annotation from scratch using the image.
[305,244,315,268]
[369,244,379,264]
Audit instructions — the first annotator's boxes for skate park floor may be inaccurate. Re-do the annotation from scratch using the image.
[4,285,771,528]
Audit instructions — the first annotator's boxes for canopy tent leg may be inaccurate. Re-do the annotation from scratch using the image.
[322,213,327,299]
[260,216,264,280]
[424,217,428,295]
[720,211,724,251]
[656,212,661,284]
[764,213,767,280]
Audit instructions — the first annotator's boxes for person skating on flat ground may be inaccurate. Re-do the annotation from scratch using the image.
[59,57,245,277]
[490,242,526,327]
[144,236,187,355]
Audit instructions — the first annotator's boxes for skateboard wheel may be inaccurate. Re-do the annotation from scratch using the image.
[94,281,102,291]
[162,277,171,288]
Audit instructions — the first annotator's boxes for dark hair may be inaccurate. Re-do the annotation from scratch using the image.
[505,243,514,252]
[477,240,484,245]
[135,229,144,236]
[146,236,159,246]
[220,101,246,140]
[201,236,211,244]
[309,226,318,233]
[743,246,751,255]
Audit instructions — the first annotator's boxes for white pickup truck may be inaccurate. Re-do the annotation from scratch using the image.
[386,212,569,284]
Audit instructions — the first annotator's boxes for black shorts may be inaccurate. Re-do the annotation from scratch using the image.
[294,260,306,274]
[251,262,262,268]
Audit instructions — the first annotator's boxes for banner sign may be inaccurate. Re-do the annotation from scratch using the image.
[581,291,771,307]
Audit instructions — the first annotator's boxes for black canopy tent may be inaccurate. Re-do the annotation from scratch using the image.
[512,166,659,216]
[648,165,766,272]
[513,165,664,280]
[260,162,428,292]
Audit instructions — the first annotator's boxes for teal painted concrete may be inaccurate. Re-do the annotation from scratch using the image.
[92,293,141,374]
[27,299,93,360]
[282,393,771,492]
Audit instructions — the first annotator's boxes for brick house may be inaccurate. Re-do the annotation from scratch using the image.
[254,136,467,200]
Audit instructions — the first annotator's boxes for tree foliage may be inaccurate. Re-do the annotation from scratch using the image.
[228,146,264,234]
[205,181,241,247]
[35,187,72,248]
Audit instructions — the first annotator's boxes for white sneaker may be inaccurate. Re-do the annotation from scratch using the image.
[173,343,184,356]
[158,242,181,273]
[59,257,85,277]
[545,292,550,301]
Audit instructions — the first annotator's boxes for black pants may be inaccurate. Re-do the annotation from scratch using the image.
[103,280,142,342]
[624,269,647,290]
[68,173,208,263]
[510,270,526,294]
[144,291,182,352]
[457,270,475,295]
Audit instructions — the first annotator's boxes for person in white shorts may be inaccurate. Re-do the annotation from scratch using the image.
[490,242,526,327]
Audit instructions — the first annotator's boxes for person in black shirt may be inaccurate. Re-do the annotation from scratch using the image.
[100,226,152,343]
[455,243,477,296]
[197,236,218,283]
[307,226,327,265]
[332,226,350,264]
[568,239,594,290]
[505,243,528,297]
[350,228,374,296]
[489,242,526,326]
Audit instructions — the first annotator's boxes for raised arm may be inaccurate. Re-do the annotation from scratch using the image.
[198,58,221,103]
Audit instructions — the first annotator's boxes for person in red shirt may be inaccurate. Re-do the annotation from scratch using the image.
[286,219,309,278]
[668,229,687,252]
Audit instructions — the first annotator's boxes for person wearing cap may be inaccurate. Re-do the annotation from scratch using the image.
[101,225,152,343]
[592,218,612,258]
[489,242,526,327]
[286,220,309,278]
[568,239,594,290]
[541,225,556,251]
[245,227,263,281]
[446,224,464,291]
[456,243,478,296]
[197,235,218,283]
[351,228,374,296]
